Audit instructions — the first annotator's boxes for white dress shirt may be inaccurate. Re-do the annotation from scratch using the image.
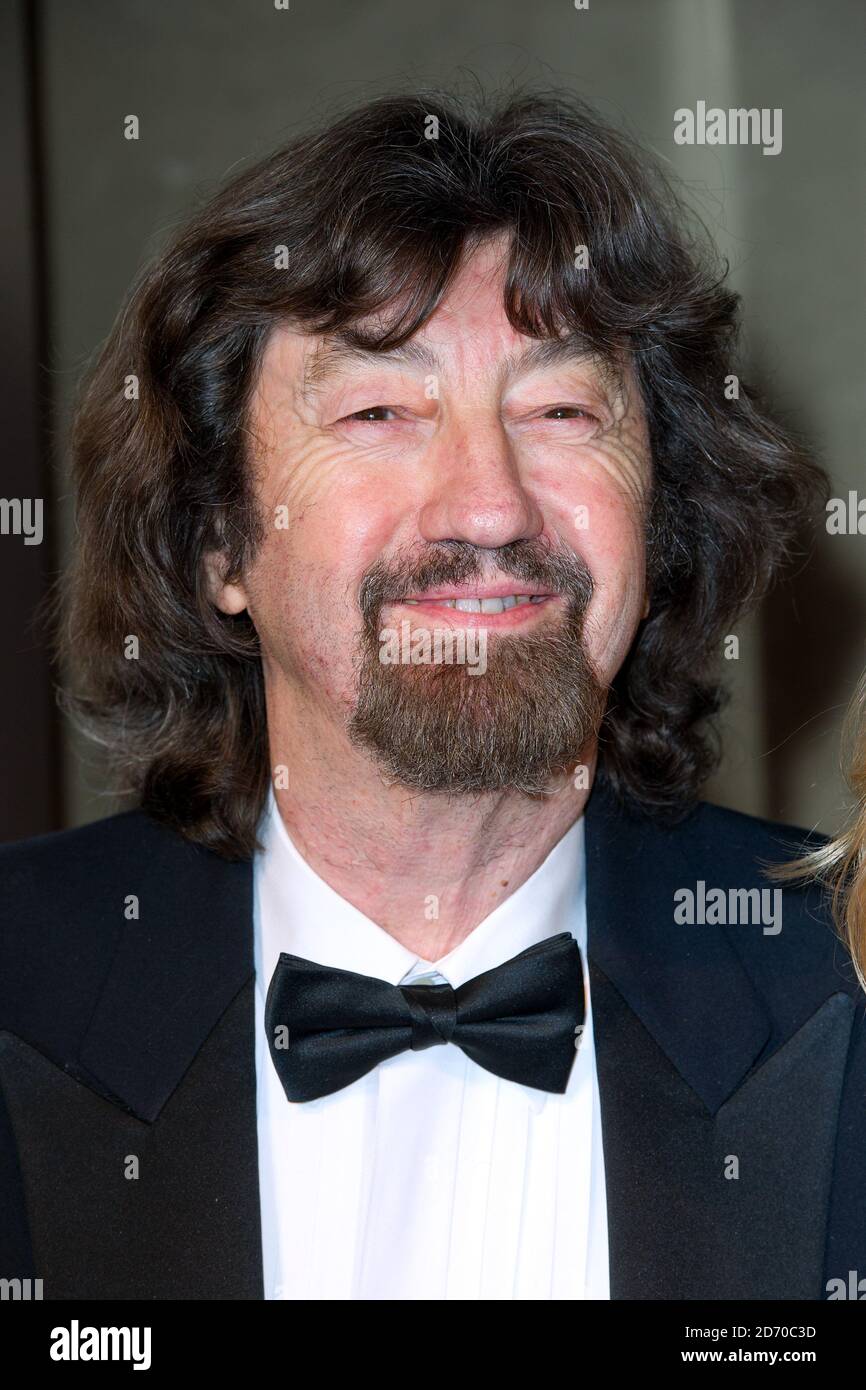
[253,788,610,1300]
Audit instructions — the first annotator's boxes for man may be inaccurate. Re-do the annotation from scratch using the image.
[1,90,863,1301]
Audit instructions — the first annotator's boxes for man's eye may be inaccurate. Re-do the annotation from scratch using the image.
[342,406,397,423]
[542,406,599,422]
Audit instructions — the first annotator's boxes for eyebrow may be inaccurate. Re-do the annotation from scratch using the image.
[302,339,439,396]
[301,331,623,398]
[500,336,624,395]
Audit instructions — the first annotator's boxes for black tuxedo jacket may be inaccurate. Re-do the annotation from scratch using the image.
[1,779,864,1300]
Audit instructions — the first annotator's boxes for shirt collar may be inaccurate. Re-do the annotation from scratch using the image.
[255,786,585,989]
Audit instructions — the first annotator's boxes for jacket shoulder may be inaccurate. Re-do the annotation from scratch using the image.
[682,796,827,861]
[667,797,858,1000]
[0,807,208,939]
[590,780,854,997]
[0,808,244,1052]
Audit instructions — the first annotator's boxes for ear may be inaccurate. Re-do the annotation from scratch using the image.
[203,548,249,616]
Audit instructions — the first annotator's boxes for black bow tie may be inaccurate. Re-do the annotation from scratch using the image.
[265,932,585,1103]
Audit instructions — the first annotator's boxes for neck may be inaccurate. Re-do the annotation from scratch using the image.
[266,691,596,957]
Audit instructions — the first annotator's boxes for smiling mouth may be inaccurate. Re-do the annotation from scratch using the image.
[382,590,561,627]
[402,593,551,614]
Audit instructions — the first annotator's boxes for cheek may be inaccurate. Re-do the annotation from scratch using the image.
[242,444,408,691]
[563,480,648,679]
[260,434,394,562]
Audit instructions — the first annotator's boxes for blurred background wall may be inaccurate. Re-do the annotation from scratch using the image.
[3,0,864,841]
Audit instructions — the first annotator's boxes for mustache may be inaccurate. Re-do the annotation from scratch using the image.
[358,540,594,630]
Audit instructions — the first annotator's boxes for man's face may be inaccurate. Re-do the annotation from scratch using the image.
[209,236,653,792]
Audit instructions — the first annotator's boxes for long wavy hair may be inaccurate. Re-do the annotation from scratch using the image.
[54,87,827,859]
[771,674,866,988]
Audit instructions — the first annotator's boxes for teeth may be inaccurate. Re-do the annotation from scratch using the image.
[401,594,546,610]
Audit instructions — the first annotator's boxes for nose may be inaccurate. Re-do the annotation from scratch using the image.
[418,418,544,550]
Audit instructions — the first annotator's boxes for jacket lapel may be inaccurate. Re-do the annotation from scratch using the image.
[584,780,854,1298]
[589,963,853,1298]
[0,983,262,1299]
[0,822,263,1299]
